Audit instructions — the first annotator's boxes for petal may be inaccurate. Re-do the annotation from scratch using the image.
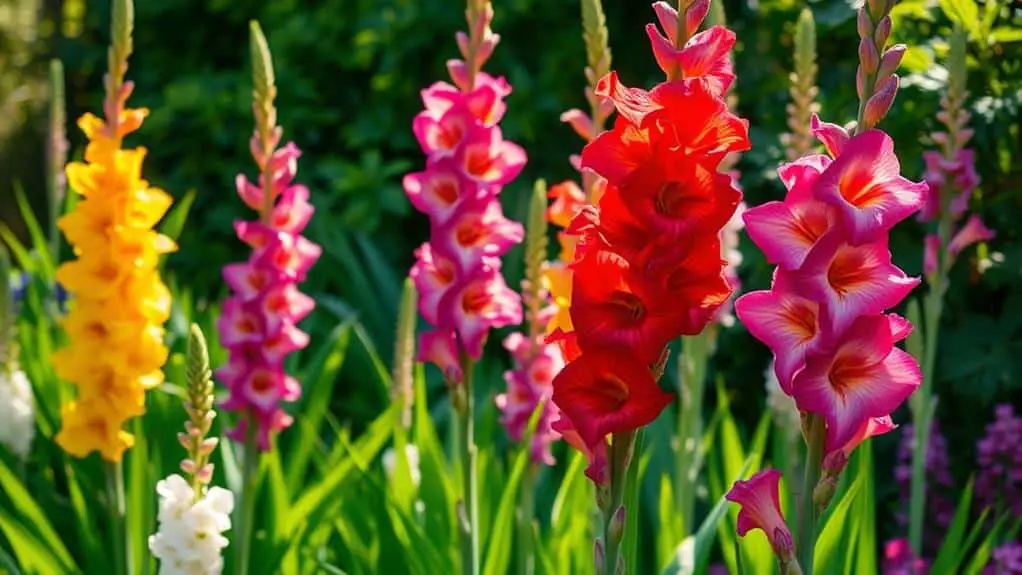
[948,214,995,256]
[418,329,463,382]
[813,130,927,245]
[792,316,921,451]
[788,230,920,337]
[810,114,850,158]
[923,234,939,276]
[594,71,661,127]
[725,468,791,554]
[580,121,653,186]
[742,198,834,271]
[777,154,832,203]
[409,243,457,325]
[551,415,608,484]
[439,260,522,358]
[734,288,822,393]
[551,351,673,451]
[432,196,525,275]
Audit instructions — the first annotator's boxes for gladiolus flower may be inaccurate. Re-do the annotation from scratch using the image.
[725,469,797,564]
[54,82,175,463]
[217,141,321,450]
[496,333,564,465]
[404,11,525,375]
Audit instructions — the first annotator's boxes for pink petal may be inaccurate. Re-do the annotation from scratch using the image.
[725,468,795,559]
[412,103,473,157]
[217,298,265,346]
[409,243,457,325]
[403,161,480,225]
[792,315,921,451]
[734,288,822,393]
[432,196,524,275]
[270,185,315,234]
[810,114,850,158]
[813,130,927,245]
[235,175,265,211]
[593,71,662,127]
[948,214,995,256]
[223,262,278,301]
[418,329,463,383]
[561,109,594,141]
[262,323,311,363]
[777,154,832,203]
[652,1,680,44]
[674,27,737,95]
[438,259,522,358]
[787,230,920,337]
[552,415,608,485]
[457,126,528,185]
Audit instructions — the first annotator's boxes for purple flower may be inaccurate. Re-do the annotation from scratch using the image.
[985,542,1022,575]
[882,538,928,575]
[976,404,1022,518]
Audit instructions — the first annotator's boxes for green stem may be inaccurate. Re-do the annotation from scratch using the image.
[516,464,538,575]
[105,461,128,575]
[675,332,709,535]
[602,431,635,575]
[235,418,260,575]
[458,351,480,575]
[798,416,826,575]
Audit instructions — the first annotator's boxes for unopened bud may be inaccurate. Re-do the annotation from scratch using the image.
[456,31,470,60]
[863,74,899,129]
[652,1,679,44]
[687,0,711,37]
[475,34,499,67]
[446,59,470,92]
[608,505,626,545]
[813,474,839,512]
[180,459,197,475]
[856,9,873,39]
[561,109,594,141]
[856,65,866,100]
[177,432,191,450]
[594,539,606,575]
[859,38,880,75]
[866,0,886,20]
[877,44,906,80]
[196,463,215,485]
[874,16,892,46]
[199,437,220,456]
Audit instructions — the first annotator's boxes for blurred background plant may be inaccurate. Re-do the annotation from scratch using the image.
[1,0,1021,573]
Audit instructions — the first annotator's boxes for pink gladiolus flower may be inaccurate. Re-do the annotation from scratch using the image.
[218,142,321,450]
[813,130,928,245]
[496,333,564,466]
[792,314,920,451]
[948,214,995,256]
[725,469,797,564]
[404,8,526,375]
[737,114,923,473]
[646,1,735,95]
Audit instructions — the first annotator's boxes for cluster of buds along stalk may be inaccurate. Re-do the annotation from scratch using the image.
[179,325,221,499]
[855,0,907,131]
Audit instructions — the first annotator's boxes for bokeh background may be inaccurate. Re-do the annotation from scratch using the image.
[2,0,1020,550]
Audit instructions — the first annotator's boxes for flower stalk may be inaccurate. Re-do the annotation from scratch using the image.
[907,24,978,559]
[47,59,68,265]
[782,9,820,160]
[599,431,635,575]
[798,415,826,575]
[457,350,480,575]
[105,461,129,575]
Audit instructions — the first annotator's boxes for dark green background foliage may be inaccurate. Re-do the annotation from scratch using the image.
[2,0,1021,546]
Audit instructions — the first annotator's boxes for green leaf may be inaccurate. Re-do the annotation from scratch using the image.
[13,184,53,277]
[623,430,649,575]
[938,0,981,40]
[930,476,976,575]
[0,460,76,571]
[158,188,196,243]
[656,474,682,569]
[284,322,353,493]
[0,544,24,575]
[990,27,1022,44]
[815,478,864,572]
[481,443,529,575]
[0,507,75,575]
[289,404,399,525]
[64,463,107,575]
[125,420,154,575]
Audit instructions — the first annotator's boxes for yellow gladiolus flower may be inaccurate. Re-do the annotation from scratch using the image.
[543,262,573,336]
[53,90,175,463]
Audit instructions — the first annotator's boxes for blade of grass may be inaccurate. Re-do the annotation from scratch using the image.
[0,460,76,570]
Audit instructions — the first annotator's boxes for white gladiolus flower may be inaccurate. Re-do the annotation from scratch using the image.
[383,444,421,488]
[149,474,235,575]
[0,369,35,459]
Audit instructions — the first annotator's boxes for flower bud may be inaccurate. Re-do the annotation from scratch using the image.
[561,109,594,141]
[813,474,839,511]
[857,9,873,39]
[863,74,899,128]
[877,44,906,81]
[594,539,606,575]
[456,31,470,60]
[856,65,866,100]
[687,0,711,37]
[874,16,892,47]
[595,483,611,513]
[180,458,197,475]
[196,463,215,485]
[652,1,679,44]
[446,59,470,92]
[859,37,880,75]
[475,34,499,67]
[199,437,220,456]
[177,432,191,450]
[608,505,626,545]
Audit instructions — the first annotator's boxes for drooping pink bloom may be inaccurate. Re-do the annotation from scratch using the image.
[823,415,897,475]
[218,142,321,450]
[404,6,525,376]
[496,333,564,465]
[725,469,797,564]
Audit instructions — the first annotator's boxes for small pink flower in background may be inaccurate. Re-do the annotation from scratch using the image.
[883,538,928,575]
[496,333,564,466]
[725,469,797,564]
[218,142,321,450]
[404,3,525,377]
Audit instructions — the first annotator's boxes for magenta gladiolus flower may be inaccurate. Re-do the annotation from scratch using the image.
[646,0,735,96]
[496,332,564,465]
[725,469,797,565]
[405,1,525,377]
[218,142,321,450]
[735,112,924,466]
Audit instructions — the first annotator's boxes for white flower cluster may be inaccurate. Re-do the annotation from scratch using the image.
[149,474,235,575]
[0,369,34,459]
